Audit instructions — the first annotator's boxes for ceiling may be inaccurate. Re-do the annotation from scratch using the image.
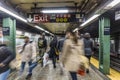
[44,23,69,34]
[8,0,104,35]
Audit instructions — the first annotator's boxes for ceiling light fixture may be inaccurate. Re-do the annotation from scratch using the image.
[35,25,45,31]
[45,31,49,34]
[35,25,53,35]
[80,14,100,27]
[73,28,79,32]
[16,30,22,35]
[105,0,120,8]
[42,9,69,13]
[0,6,27,22]
[25,32,30,36]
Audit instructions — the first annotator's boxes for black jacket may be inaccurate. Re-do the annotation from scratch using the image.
[38,38,47,49]
[0,46,15,74]
[49,39,58,58]
[57,38,65,52]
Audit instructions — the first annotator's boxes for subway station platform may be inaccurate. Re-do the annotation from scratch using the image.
[91,57,120,80]
[8,60,110,80]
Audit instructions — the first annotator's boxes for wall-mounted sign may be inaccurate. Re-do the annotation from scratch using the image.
[27,13,83,23]
[2,27,10,36]
[115,10,120,20]
[104,27,110,35]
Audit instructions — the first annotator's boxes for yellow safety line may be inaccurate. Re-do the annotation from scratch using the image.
[91,57,120,80]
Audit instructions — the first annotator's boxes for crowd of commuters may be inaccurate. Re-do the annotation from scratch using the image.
[0,28,94,80]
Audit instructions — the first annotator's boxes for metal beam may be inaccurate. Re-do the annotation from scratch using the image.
[80,0,90,12]
[19,1,75,5]
[31,6,80,10]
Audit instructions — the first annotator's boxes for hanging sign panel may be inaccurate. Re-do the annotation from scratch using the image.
[27,13,83,23]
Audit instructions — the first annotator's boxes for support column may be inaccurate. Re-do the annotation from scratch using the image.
[114,34,119,53]
[2,18,16,56]
[99,17,110,74]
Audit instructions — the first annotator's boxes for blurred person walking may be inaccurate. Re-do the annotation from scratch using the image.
[61,29,89,80]
[57,36,66,75]
[38,33,47,67]
[83,33,94,62]
[19,36,36,79]
[0,44,15,80]
[49,36,58,68]
[83,33,94,73]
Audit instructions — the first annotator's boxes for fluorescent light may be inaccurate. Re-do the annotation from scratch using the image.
[49,32,53,35]
[73,28,78,32]
[105,0,120,8]
[42,10,69,13]
[45,31,49,34]
[0,6,27,22]
[25,32,30,36]
[35,25,53,35]
[16,30,22,35]
[81,14,100,27]
[35,25,45,31]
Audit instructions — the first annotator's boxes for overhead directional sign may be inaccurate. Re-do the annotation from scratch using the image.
[27,13,84,23]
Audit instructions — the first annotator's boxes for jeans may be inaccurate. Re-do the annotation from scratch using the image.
[0,69,10,80]
[20,61,32,75]
[29,62,38,72]
[70,72,77,80]
[39,48,45,67]
[52,56,56,68]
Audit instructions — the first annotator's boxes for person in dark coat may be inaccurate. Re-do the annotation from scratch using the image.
[83,33,94,73]
[0,44,15,80]
[49,36,58,68]
[38,33,47,67]
[84,33,94,61]
[57,38,65,53]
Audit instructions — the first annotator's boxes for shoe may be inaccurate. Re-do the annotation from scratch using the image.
[18,71,23,76]
[60,70,64,75]
[86,69,89,73]
[54,65,56,69]
[26,73,32,79]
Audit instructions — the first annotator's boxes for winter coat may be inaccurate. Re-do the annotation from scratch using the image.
[20,42,36,62]
[61,39,89,72]
[0,45,15,74]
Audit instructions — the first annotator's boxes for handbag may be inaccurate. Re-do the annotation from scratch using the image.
[55,48,59,55]
[77,55,89,76]
[77,69,85,76]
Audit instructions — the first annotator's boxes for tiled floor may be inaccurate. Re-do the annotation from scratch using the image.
[8,60,107,80]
